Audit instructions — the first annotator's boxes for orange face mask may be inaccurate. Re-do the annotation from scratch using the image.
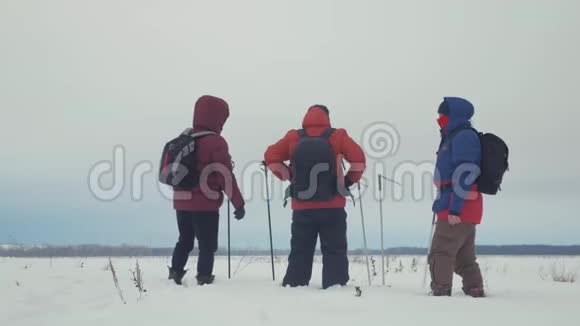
[437,114,449,129]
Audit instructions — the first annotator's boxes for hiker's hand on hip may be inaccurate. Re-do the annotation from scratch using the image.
[448,215,461,225]
[344,176,354,189]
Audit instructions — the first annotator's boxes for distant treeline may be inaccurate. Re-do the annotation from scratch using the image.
[378,245,580,256]
[1,244,580,257]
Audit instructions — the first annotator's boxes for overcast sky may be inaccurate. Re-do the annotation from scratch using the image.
[1,0,579,249]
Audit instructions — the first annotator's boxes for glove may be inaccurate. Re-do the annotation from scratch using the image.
[344,176,354,189]
[234,207,245,220]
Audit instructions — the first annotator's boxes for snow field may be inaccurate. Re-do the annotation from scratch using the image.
[1,256,578,326]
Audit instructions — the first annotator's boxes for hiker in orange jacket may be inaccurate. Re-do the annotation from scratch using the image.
[265,105,366,288]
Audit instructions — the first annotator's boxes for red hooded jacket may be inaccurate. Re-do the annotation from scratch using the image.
[264,107,366,210]
[173,96,245,212]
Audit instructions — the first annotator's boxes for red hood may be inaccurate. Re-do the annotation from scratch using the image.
[193,95,229,133]
[302,106,331,129]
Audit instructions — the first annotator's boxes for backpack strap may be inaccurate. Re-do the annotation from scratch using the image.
[447,126,478,141]
[320,128,336,139]
[181,128,193,135]
[181,128,216,138]
[339,159,356,206]
[283,185,292,208]
[296,128,336,139]
[446,127,481,167]
[190,131,216,138]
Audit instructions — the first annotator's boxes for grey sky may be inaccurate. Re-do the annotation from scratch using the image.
[1,0,579,248]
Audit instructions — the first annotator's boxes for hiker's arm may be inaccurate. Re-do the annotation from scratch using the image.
[449,131,481,216]
[264,130,293,181]
[340,130,366,184]
[212,137,245,210]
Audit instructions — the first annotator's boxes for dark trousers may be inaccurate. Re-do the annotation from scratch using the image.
[283,208,349,289]
[171,210,219,277]
[429,219,483,292]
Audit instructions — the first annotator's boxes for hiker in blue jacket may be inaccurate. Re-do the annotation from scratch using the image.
[430,97,485,297]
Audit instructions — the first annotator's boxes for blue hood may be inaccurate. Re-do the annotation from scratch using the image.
[440,97,474,132]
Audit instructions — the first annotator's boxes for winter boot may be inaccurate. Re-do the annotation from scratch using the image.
[282,280,309,288]
[167,266,174,280]
[463,287,485,298]
[168,267,187,285]
[430,287,452,297]
[196,275,215,286]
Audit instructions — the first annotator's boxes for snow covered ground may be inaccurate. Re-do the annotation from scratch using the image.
[1,256,578,326]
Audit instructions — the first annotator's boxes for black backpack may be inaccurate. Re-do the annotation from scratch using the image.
[450,127,509,195]
[158,129,215,189]
[290,128,338,201]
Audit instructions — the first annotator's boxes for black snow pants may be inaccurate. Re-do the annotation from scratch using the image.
[283,208,349,289]
[171,210,219,277]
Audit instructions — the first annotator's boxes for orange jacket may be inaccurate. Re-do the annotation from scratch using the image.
[264,107,366,210]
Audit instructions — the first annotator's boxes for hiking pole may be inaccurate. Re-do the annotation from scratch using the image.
[227,199,231,279]
[262,161,276,281]
[377,175,401,286]
[228,160,236,280]
[422,213,437,289]
[378,175,385,286]
[357,181,372,286]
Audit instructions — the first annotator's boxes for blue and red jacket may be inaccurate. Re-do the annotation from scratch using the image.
[433,97,483,224]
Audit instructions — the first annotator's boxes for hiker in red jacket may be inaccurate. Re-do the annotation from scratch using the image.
[264,105,366,289]
[170,95,245,286]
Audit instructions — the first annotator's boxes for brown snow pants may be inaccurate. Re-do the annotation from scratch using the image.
[429,219,483,293]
